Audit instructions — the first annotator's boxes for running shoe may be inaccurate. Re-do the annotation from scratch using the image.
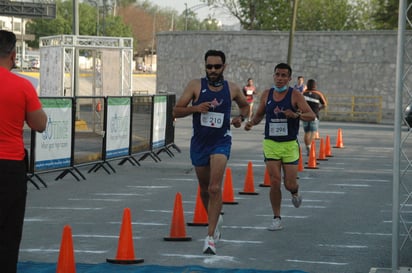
[268,217,283,231]
[203,236,216,255]
[292,194,302,208]
[214,214,223,243]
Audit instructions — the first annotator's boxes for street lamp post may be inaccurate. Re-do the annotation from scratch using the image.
[287,0,299,66]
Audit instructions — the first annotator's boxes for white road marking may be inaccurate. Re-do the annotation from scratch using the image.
[332,184,371,187]
[68,198,122,202]
[127,185,171,189]
[345,232,391,236]
[28,207,102,210]
[109,221,168,226]
[20,248,107,254]
[287,259,348,265]
[318,244,367,249]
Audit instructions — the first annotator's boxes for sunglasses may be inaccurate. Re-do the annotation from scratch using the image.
[205,64,223,70]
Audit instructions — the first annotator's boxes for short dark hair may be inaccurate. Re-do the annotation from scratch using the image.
[204,50,226,64]
[0,30,16,58]
[274,63,292,76]
[307,79,317,90]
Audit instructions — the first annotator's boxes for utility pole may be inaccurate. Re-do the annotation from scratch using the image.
[287,0,299,66]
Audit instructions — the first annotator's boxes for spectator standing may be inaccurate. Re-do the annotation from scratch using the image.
[302,79,328,155]
[0,30,47,273]
[294,76,307,93]
[244,63,315,231]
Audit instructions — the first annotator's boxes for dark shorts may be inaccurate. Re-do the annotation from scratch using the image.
[190,144,231,167]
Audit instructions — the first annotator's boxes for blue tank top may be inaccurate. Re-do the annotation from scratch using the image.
[264,87,300,142]
[191,78,232,152]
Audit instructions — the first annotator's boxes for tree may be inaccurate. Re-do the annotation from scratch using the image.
[26,0,132,48]
[202,0,408,31]
[370,0,412,30]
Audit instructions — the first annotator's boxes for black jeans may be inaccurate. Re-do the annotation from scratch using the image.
[0,159,27,273]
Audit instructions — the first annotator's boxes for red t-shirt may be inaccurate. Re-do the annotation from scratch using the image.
[0,67,42,160]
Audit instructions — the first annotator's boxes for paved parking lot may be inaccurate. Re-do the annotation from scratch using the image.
[19,117,410,273]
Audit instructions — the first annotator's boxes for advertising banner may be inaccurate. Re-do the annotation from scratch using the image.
[152,95,167,149]
[34,98,72,170]
[106,97,131,159]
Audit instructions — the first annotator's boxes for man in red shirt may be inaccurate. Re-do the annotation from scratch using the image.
[0,30,47,273]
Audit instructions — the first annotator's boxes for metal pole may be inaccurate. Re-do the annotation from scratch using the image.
[185,3,188,31]
[73,0,79,97]
[287,0,298,66]
[392,0,406,272]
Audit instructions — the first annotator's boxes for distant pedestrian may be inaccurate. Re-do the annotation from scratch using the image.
[294,76,307,93]
[242,78,257,121]
[245,63,315,231]
[302,79,327,155]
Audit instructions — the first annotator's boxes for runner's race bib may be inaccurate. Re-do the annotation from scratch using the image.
[269,122,288,136]
[201,112,224,128]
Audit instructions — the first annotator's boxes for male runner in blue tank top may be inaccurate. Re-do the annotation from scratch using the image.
[245,63,315,231]
[173,50,250,255]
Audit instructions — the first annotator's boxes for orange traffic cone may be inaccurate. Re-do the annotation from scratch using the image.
[305,141,319,169]
[239,161,259,195]
[298,147,304,172]
[164,192,192,241]
[259,167,271,187]
[325,135,333,157]
[223,168,239,204]
[187,187,208,226]
[56,225,76,273]
[317,138,328,161]
[334,128,344,148]
[107,208,144,264]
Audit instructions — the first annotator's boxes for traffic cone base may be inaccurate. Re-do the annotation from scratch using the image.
[239,161,259,195]
[222,168,239,204]
[187,187,208,226]
[107,208,144,264]
[106,257,144,264]
[164,192,192,241]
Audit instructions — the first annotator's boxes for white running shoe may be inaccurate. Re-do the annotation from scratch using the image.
[292,194,302,208]
[268,217,283,231]
[203,236,216,255]
[214,214,223,243]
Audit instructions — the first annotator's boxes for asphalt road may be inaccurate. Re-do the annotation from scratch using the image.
[19,117,408,273]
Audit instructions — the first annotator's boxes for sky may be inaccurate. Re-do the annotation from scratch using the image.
[150,0,238,26]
